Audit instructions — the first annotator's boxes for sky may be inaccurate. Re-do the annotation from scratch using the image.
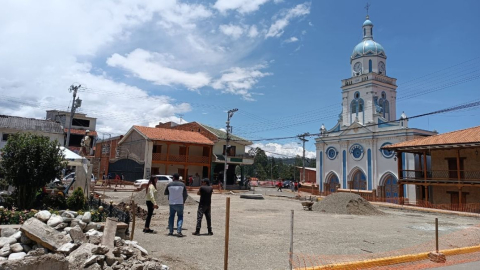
[0,0,479,159]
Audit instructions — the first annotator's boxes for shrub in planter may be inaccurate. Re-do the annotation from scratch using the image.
[42,192,67,210]
[67,187,86,211]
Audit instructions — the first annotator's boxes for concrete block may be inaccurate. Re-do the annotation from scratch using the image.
[20,217,71,251]
[428,252,446,263]
[69,225,87,244]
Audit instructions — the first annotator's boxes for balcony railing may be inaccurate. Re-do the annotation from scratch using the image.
[402,170,480,183]
[151,153,210,164]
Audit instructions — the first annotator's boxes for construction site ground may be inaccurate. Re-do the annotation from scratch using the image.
[104,188,480,270]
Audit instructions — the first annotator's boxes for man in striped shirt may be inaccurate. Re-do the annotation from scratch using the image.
[164,173,188,237]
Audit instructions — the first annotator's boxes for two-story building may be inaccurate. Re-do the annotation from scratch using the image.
[160,121,254,185]
[117,125,214,181]
[384,125,480,208]
[0,115,64,153]
[46,110,97,155]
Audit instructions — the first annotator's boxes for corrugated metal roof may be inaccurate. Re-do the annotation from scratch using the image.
[385,125,480,149]
[0,115,64,134]
[198,123,251,144]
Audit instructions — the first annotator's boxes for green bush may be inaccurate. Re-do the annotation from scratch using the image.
[66,187,86,211]
[42,192,67,210]
[0,209,36,225]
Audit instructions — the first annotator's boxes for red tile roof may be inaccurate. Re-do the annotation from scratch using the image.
[64,128,98,136]
[385,125,480,149]
[134,126,214,145]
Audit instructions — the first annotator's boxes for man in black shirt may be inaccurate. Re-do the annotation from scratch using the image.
[192,179,213,236]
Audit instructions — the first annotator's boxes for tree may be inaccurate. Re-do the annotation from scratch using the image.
[0,133,65,209]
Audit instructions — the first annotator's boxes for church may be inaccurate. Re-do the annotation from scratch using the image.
[315,14,436,203]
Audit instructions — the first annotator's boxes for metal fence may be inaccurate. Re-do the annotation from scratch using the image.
[88,196,131,234]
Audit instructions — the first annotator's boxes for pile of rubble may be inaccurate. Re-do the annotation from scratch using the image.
[0,210,169,270]
[312,193,385,216]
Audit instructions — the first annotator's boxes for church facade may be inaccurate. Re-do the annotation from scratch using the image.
[315,15,436,202]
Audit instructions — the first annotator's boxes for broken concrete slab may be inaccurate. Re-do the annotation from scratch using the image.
[7,252,26,261]
[0,237,17,248]
[57,242,80,255]
[66,243,96,269]
[20,217,71,251]
[91,245,109,255]
[88,235,102,245]
[84,254,99,267]
[34,211,51,223]
[69,225,87,244]
[101,218,118,258]
[0,253,68,270]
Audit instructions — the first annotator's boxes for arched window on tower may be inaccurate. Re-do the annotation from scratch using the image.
[358,99,364,112]
[351,100,358,114]
[370,28,373,36]
[364,28,366,37]
[383,100,390,120]
[369,60,372,73]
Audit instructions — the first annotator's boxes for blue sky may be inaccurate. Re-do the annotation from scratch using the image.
[0,0,479,158]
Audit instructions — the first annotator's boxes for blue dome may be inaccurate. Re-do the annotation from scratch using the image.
[351,40,385,59]
[363,20,373,26]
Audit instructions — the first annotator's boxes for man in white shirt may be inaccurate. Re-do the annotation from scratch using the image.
[164,173,188,237]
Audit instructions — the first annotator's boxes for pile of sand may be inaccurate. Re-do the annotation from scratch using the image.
[126,183,197,206]
[312,193,384,215]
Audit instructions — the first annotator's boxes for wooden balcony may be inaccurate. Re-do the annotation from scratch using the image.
[151,153,210,164]
[401,170,480,185]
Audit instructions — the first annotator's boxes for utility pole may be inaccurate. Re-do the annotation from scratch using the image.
[223,108,238,189]
[66,84,82,147]
[298,133,309,183]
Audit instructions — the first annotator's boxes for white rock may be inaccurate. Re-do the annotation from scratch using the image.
[64,227,73,233]
[84,222,99,232]
[8,252,26,260]
[11,231,21,240]
[35,210,51,222]
[82,212,92,223]
[10,243,23,253]
[85,229,103,237]
[0,237,17,248]
[57,242,80,254]
[47,214,63,227]
[131,243,148,256]
[0,244,11,257]
[71,219,86,230]
[0,228,17,238]
[0,257,5,261]
[61,211,74,218]
[161,265,170,270]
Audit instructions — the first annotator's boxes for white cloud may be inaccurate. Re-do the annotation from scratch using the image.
[284,37,299,43]
[247,142,315,158]
[266,2,311,38]
[309,21,314,26]
[107,49,211,90]
[212,64,272,100]
[214,0,271,14]
[248,25,260,38]
[219,24,244,39]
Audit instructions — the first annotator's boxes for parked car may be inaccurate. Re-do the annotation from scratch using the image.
[134,175,173,190]
[62,172,96,184]
[133,179,149,190]
[283,180,292,189]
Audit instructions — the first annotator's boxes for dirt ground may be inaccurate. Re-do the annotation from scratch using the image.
[106,189,480,270]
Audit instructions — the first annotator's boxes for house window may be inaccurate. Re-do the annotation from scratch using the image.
[2,134,10,141]
[72,118,90,127]
[223,145,236,156]
[153,145,162,153]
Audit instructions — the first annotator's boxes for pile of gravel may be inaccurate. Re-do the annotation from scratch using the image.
[312,193,384,215]
[128,183,197,206]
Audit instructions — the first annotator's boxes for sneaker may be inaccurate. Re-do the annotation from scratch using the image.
[192,231,200,236]
[168,232,174,236]
[177,232,184,237]
[208,231,214,235]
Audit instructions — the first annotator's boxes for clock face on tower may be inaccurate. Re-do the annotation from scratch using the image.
[378,61,385,73]
[354,62,362,73]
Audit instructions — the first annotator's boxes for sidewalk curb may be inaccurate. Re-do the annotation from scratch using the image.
[296,245,480,270]
[371,202,480,218]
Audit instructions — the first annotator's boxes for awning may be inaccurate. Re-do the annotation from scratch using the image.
[60,146,88,167]
[213,154,254,165]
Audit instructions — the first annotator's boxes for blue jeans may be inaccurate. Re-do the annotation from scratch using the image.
[168,204,184,233]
